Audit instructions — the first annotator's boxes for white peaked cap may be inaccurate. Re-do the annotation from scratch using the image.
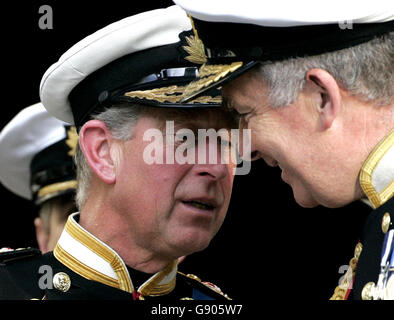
[173,0,393,26]
[0,103,70,200]
[40,5,192,124]
[173,0,393,102]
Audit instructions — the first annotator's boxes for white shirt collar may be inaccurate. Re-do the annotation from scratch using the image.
[54,212,177,296]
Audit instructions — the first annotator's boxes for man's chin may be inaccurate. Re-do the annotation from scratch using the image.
[172,233,213,256]
[293,191,353,209]
[293,191,320,208]
[296,200,319,208]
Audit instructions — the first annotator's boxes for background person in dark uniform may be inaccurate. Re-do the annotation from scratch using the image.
[0,5,236,300]
[175,0,394,300]
[0,103,78,253]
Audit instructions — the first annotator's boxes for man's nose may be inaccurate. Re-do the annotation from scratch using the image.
[193,141,230,180]
[194,162,229,181]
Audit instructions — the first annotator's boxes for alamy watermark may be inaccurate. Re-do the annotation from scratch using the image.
[38,5,53,30]
[142,121,252,175]
[338,20,353,30]
[337,264,353,289]
[38,265,53,289]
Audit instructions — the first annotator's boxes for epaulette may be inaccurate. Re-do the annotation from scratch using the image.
[177,271,232,300]
[0,247,41,265]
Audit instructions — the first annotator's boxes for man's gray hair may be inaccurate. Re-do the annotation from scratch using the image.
[74,103,144,210]
[257,32,393,108]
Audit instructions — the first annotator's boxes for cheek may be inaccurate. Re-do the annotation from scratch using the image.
[138,162,192,208]
[284,153,334,207]
[225,165,236,191]
[154,168,185,206]
[248,117,284,159]
[218,168,235,218]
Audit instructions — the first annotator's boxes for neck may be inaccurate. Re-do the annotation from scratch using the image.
[341,98,394,205]
[79,185,174,274]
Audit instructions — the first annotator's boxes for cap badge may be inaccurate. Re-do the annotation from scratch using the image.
[183,35,207,65]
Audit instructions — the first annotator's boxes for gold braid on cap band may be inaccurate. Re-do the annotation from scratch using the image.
[124,84,221,104]
[181,62,244,102]
[37,180,78,198]
[65,126,78,157]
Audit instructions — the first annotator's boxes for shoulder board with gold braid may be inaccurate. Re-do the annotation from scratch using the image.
[177,271,232,300]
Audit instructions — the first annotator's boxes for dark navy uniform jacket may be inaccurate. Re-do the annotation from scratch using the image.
[331,129,394,300]
[0,213,230,301]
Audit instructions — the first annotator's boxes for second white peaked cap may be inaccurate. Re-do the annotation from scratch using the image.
[173,0,394,102]
[173,0,393,26]
[40,5,193,125]
[0,103,76,202]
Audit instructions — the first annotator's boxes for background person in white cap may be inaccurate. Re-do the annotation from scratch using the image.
[0,103,78,253]
[0,5,236,300]
[174,0,394,300]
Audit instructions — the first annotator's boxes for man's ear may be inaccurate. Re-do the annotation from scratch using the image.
[34,217,49,253]
[78,120,116,184]
[305,68,342,130]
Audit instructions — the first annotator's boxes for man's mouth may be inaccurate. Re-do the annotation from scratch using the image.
[182,200,216,211]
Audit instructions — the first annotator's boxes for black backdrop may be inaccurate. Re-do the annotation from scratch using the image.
[0,0,371,303]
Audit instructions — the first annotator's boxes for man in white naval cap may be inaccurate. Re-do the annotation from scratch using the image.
[0,103,78,253]
[174,0,394,300]
[0,5,236,300]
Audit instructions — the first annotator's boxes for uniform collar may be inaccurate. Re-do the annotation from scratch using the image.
[360,128,394,209]
[54,212,177,296]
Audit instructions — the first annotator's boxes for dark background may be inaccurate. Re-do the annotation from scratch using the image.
[0,0,371,303]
